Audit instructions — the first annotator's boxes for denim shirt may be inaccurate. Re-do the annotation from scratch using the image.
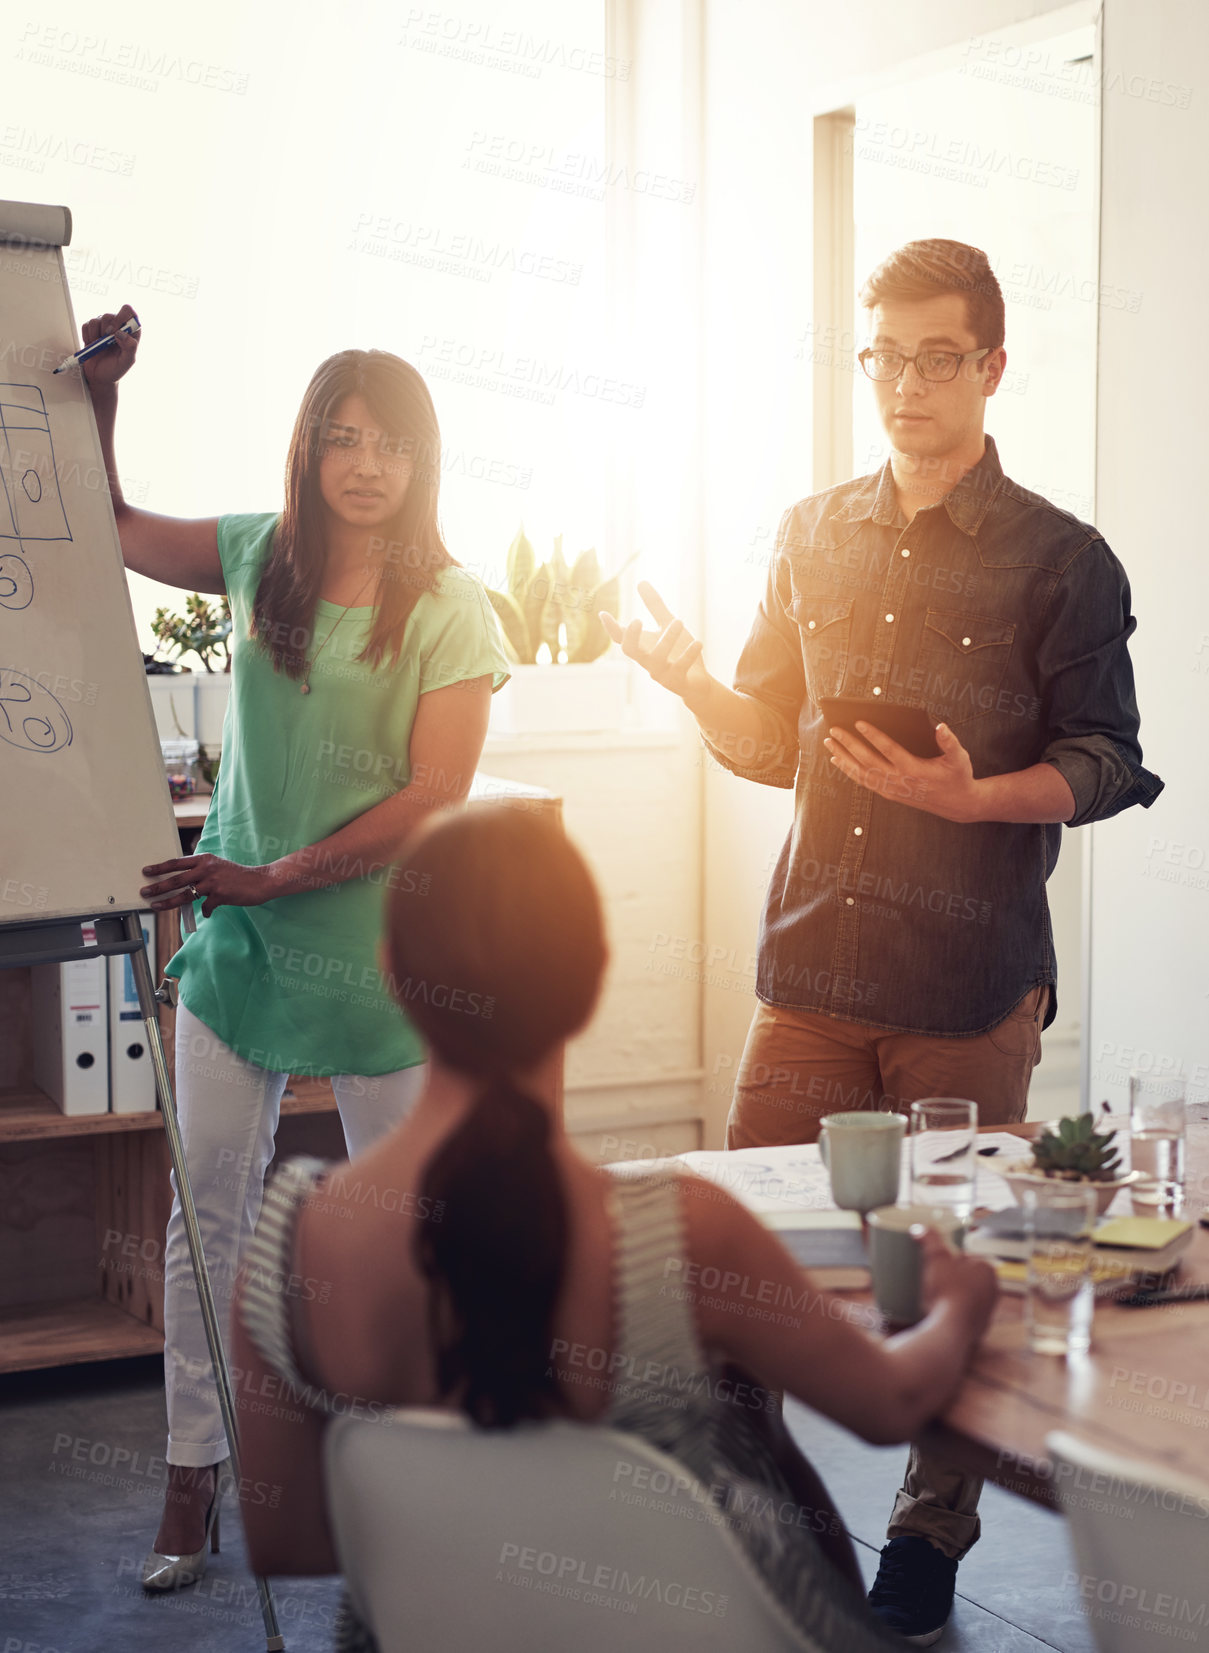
[705,437,1163,1036]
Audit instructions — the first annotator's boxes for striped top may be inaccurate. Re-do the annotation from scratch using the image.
[240,1157,901,1652]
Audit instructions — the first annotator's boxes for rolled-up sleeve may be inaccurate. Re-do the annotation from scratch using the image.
[701,507,804,788]
[1037,537,1164,827]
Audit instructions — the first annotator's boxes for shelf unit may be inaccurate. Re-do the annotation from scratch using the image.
[0,777,560,1374]
[0,936,344,1376]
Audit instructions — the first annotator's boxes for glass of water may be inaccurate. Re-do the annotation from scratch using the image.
[909,1099,979,1219]
[1023,1183,1097,1356]
[1129,1075,1186,1205]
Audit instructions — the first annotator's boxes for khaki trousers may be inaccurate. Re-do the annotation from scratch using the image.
[726,986,1048,1150]
[725,986,1048,1558]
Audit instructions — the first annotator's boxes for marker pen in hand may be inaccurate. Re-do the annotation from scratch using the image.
[53,314,141,374]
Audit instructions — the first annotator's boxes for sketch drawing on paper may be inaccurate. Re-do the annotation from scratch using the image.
[0,667,73,754]
[0,553,34,610]
[0,388,77,752]
[0,383,72,545]
[0,382,72,612]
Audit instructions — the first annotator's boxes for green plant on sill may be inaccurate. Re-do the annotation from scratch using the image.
[1028,1113,1123,1182]
[485,528,636,665]
[150,593,233,674]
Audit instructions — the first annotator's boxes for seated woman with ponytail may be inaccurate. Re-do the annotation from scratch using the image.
[231,805,997,1651]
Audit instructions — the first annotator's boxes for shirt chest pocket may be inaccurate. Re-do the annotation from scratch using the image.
[916,609,1015,726]
[787,594,853,701]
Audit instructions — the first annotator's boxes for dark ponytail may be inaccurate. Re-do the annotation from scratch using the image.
[415,1078,567,1427]
[384,806,607,1429]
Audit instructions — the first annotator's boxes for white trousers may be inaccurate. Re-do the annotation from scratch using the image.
[162,1003,425,1466]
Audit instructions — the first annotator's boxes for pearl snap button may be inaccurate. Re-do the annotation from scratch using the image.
[901,548,910,557]
[808,620,816,630]
[854,827,863,836]
[962,635,972,647]
[872,686,882,695]
[885,613,894,623]
[846,897,855,906]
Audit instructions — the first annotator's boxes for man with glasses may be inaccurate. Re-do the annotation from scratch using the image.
[605,238,1161,1644]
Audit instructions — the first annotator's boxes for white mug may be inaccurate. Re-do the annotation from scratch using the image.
[866,1204,964,1326]
[817,1111,907,1213]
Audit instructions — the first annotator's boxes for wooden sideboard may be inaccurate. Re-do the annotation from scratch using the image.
[0,775,560,1375]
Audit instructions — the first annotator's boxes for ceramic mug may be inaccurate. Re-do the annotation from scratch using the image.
[866,1204,965,1326]
[817,1111,907,1213]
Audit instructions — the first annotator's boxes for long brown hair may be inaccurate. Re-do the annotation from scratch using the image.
[252,350,455,677]
[385,806,607,1427]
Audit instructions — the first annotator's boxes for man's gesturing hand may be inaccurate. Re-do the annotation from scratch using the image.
[825,718,984,823]
[600,581,710,706]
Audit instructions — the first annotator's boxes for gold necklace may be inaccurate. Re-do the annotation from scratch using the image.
[299,570,377,695]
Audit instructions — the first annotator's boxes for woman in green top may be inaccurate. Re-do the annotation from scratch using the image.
[83,303,510,1590]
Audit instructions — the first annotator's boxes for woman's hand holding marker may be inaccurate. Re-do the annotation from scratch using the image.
[79,302,141,390]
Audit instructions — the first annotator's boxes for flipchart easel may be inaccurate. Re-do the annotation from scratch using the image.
[0,197,284,1651]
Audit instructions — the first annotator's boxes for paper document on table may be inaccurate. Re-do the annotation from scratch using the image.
[966,1132,1035,1210]
[677,1132,1031,1217]
[676,1146,835,1215]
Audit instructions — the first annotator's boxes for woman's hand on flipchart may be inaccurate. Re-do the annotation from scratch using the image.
[140,854,275,918]
[80,302,140,391]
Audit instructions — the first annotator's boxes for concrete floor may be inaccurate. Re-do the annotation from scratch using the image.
[0,1356,1096,1652]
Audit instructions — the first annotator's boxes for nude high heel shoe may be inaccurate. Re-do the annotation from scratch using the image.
[141,1460,228,1592]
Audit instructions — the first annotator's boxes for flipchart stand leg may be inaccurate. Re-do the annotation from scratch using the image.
[124,914,286,1652]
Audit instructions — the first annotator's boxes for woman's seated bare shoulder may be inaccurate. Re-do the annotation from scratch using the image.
[282,1132,622,1416]
[287,1131,440,1405]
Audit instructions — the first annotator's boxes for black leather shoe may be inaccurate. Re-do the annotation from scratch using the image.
[868,1535,958,1646]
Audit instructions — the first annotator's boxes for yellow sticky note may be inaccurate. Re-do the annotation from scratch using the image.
[1093,1217,1193,1251]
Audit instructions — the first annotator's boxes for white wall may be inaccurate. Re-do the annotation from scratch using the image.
[847,22,1098,1117]
[757,0,1083,92]
[480,730,703,1159]
[1089,1,1209,1108]
[4,0,710,1146]
[697,0,1087,1141]
[6,0,613,650]
[20,0,1191,1149]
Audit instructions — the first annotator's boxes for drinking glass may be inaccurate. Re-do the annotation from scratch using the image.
[1129,1075,1186,1205]
[1023,1183,1097,1356]
[909,1099,978,1219]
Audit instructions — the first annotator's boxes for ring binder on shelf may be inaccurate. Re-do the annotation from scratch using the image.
[109,911,158,1113]
[30,954,109,1116]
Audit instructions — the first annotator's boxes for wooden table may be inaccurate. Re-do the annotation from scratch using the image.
[922,1120,1209,1508]
[681,1121,1209,1507]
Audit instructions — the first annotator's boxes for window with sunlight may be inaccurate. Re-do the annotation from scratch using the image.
[7,0,620,657]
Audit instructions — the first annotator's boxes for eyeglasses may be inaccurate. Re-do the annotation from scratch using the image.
[858,347,992,383]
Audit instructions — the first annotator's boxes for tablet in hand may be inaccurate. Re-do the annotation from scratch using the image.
[818,697,942,760]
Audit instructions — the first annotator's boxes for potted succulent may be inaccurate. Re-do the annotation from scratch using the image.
[486,529,636,734]
[150,593,233,758]
[1002,1114,1141,1216]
